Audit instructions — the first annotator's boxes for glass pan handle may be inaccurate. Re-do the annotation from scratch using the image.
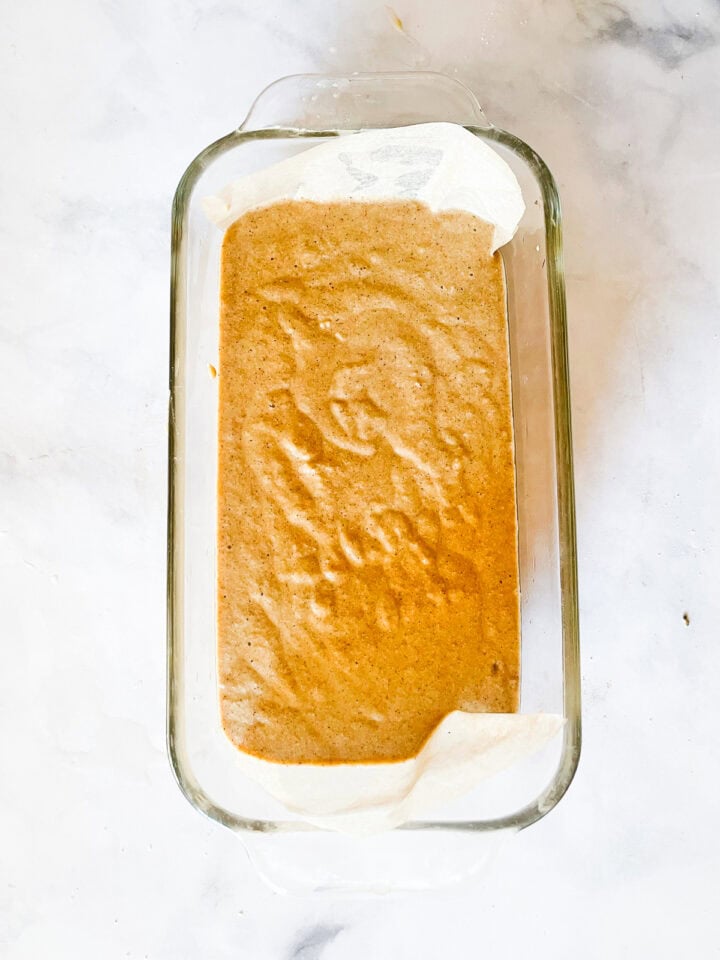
[240,71,491,133]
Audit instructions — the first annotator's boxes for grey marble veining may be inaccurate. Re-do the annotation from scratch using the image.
[288,925,345,960]
[1,0,719,957]
[590,6,718,68]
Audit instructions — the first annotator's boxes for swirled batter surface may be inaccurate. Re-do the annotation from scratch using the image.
[218,200,519,763]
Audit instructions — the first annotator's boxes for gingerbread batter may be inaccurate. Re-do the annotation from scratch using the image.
[217,200,519,764]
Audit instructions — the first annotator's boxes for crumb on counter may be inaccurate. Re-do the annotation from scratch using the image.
[386,5,404,31]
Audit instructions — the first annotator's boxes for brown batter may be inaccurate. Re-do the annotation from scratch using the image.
[217,199,519,764]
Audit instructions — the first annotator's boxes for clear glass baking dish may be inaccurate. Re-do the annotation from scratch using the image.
[168,72,581,893]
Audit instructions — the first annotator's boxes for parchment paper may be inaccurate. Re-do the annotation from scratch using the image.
[205,123,563,835]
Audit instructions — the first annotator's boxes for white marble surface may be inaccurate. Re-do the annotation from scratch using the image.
[2,0,719,955]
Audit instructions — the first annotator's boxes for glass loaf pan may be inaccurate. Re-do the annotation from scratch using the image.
[168,72,581,893]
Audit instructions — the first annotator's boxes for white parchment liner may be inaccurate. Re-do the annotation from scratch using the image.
[205,123,563,834]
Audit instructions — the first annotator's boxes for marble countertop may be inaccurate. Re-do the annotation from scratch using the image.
[2,0,719,956]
